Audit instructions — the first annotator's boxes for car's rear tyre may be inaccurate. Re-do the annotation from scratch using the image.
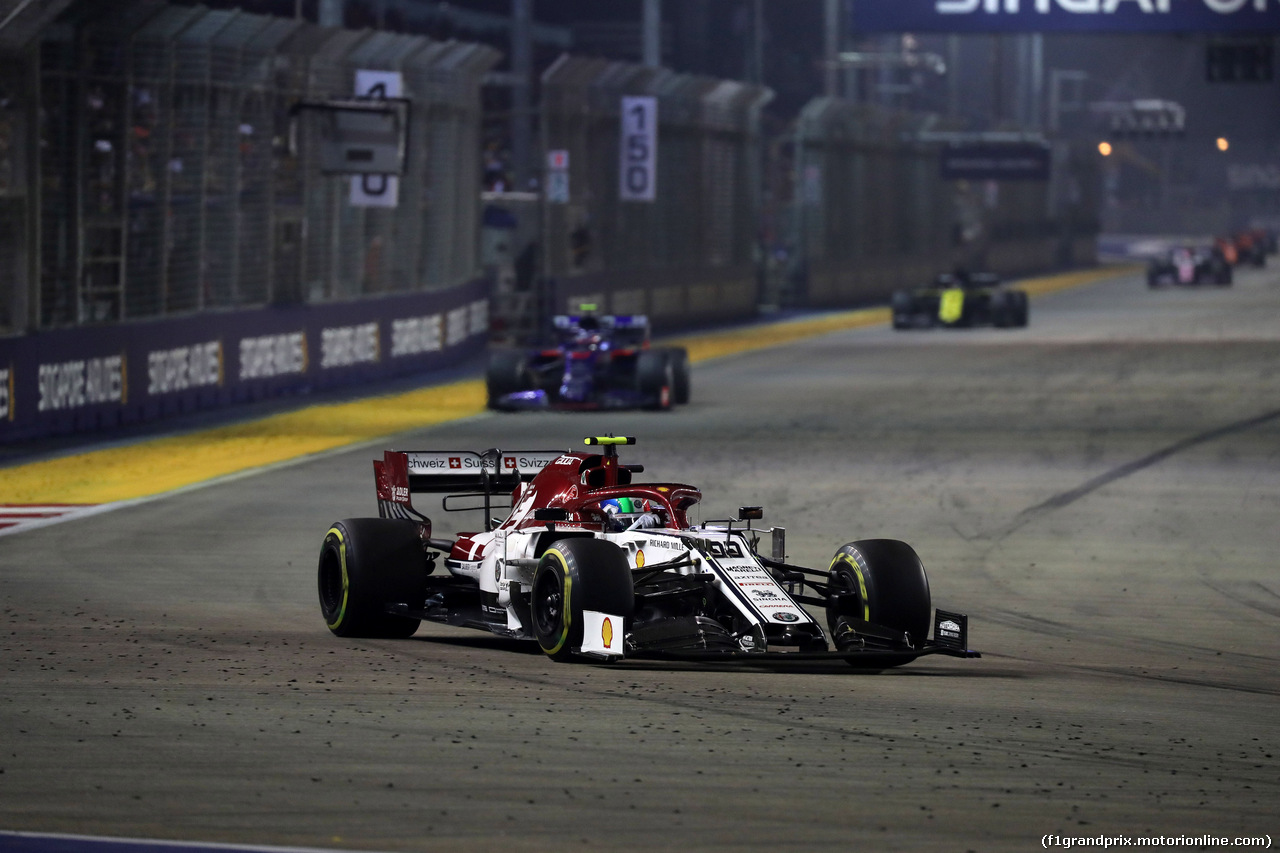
[890,290,915,330]
[668,347,691,405]
[826,539,931,666]
[486,350,529,408]
[318,518,426,638]
[637,350,674,410]
[531,538,635,661]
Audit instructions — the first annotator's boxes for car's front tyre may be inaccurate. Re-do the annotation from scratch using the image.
[991,291,1015,328]
[1013,290,1029,327]
[668,347,691,405]
[486,350,530,409]
[531,538,635,661]
[826,539,932,666]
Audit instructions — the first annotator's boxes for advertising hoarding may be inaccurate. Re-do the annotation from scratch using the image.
[852,0,1280,34]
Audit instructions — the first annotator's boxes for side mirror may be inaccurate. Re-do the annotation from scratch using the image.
[534,508,568,522]
[737,506,763,521]
[771,527,786,561]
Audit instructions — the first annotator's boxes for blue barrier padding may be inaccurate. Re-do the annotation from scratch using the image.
[0,278,490,444]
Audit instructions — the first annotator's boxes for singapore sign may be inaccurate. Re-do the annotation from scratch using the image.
[851,0,1280,33]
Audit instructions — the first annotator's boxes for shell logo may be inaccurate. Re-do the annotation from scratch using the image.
[635,549,645,568]
[602,617,614,649]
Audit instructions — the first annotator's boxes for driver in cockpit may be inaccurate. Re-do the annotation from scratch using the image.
[600,497,666,532]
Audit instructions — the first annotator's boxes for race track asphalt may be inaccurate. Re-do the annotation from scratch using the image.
[1,265,1277,852]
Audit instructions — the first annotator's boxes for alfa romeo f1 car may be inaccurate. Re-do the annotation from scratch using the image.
[891,271,1028,330]
[317,436,979,668]
[486,312,690,411]
[1146,246,1232,287]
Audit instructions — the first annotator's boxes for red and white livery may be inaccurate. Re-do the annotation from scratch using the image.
[317,436,978,668]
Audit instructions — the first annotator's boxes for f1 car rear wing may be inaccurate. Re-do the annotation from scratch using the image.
[933,271,1002,289]
[374,449,564,528]
[552,313,649,331]
[552,313,649,348]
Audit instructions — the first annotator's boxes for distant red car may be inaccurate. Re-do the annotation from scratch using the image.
[1247,227,1278,255]
[1232,231,1267,268]
[317,436,979,668]
[1214,236,1239,266]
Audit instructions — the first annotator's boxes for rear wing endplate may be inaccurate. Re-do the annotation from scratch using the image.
[374,449,564,528]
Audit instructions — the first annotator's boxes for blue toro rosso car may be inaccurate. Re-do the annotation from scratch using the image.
[486,313,691,411]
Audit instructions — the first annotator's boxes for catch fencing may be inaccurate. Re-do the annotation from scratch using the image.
[784,98,955,307]
[781,97,1100,309]
[536,55,773,328]
[501,59,1098,335]
[18,0,497,331]
[0,0,500,441]
[0,1,1104,442]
